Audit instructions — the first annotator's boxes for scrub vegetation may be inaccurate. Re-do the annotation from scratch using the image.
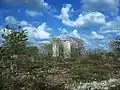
[0,29,120,90]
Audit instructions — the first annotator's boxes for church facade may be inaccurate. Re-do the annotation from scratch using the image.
[52,37,83,58]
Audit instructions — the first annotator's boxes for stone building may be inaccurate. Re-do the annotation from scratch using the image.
[52,37,83,58]
[52,38,71,58]
[63,40,71,58]
[52,40,60,57]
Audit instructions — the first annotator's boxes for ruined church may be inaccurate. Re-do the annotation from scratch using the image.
[52,37,83,58]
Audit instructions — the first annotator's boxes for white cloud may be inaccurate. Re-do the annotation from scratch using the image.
[58,28,85,41]
[5,16,51,44]
[36,0,49,10]
[4,0,51,16]
[5,16,18,25]
[59,28,68,34]
[23,23,51,40]
[3,0,49,12]
[58,4,72,21]
[71,29,81,38]
[58,4,106,27]
[26,10,42,17]
[19,20,32,27]
[82,0,119,14]
[22,26,36,40]
[79,31,105,48]
[56,28,81,40]
[5,16,32,27]
[35,23,51,39]
[41,40,50,44]
[57,29,107,49]
[38,22,52,31]
[92,31,104,40]
[56,27,107,49]
[100,16,120,34]
[81,33,108,49]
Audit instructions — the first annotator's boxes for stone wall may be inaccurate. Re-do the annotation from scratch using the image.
[63,40,71,58]
[52,37,82,58]
[52,41,59,57]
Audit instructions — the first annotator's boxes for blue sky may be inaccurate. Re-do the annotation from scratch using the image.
[0,0,120,49]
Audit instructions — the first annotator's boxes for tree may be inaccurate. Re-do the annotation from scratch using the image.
[27,46,38,56]
[0,29,29,89]
[0,29,28,68]
[27,46,39,61]
[2,29,28,57]
[109,36,120,59]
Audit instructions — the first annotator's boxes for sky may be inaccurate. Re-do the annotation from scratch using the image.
[0,0,120,49]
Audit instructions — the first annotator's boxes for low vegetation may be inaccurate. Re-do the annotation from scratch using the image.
[0,29,120,90]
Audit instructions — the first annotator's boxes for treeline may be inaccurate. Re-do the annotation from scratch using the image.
[0,29,120,90]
